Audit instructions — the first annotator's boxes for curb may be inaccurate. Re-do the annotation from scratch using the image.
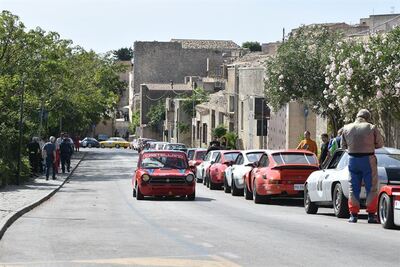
[0,152,87,240]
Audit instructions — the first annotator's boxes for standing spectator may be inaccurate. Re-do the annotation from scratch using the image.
[60,135,73,173]
[296,131,318,156]
[74,135,80,152]
[27,137,40,176]
[55,133,64,174]
[342,109,384,223]
[328,128,343,156]
[42,136,57,180]
[319,133,329,168]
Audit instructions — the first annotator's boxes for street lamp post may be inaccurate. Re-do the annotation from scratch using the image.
[16,75,26,186]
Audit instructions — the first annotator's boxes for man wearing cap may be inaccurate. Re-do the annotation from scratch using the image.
[342,109,384,223]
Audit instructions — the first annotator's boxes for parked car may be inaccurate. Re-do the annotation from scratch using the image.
[188,149,207,175]
[132,150,195,200]
[137,138,156,152]
[153,142,169,150]
[224,150,265,196]
[245,150,319,203]
[196,150,220,183]
[378,185,400,229]
[165,143,187,153]
[99,137,130,149]
[207,150,240,190]
[80,137,100,148]
[304,147,400,218]
[130,139,138,150]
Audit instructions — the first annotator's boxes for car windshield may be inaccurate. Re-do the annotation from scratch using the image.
[377,154,400,168]
[224,152,240,162]
[167,144,186,150]
[272,153,317,165]
[246,152,264,163]
[187,150,195,160]
[141,153,188,169]
[195,150,207,160]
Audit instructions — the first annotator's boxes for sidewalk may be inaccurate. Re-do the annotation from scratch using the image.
[0,152,86,240]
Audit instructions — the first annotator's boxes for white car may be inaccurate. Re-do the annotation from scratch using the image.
[224,150,265,196]
[304,147,400,218]
[196,150,220,183]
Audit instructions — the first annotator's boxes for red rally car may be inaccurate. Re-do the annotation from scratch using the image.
[132,150,196,200]
[207,150,240,190]
[244,150,319,203]
[378,185,400,229]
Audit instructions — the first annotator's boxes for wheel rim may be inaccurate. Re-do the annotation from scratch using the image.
[334,187,341,212]
[304,186,310,209]
[379,195,388,224]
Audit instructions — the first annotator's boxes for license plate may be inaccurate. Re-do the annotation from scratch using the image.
[294,184,304,191]
[395,200,400,210]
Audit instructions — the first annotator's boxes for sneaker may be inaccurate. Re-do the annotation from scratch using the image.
[348,213,358,223]
[368,213,378,224]
[46,177,49,181]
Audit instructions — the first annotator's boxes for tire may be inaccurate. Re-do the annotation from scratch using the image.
[202,171,207,185]
[135,183,144,200]
[209,175,217,190]
[244,182,253,200]
[187,191,196,201]
[304,184,318,214]
[88,143,92,148]
[231,177,243,196]
[253,180,266,204]
[101,144,105,148]
[115,144,120,149]
[379,193,395,229]
[223,173,231,193]
[333,183,349,218]
[132,188,136,198]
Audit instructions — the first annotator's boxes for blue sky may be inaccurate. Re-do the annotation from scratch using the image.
[1,0,397,52]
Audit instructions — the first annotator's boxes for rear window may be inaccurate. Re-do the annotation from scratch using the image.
[246,152,264,163]
[187,150,195,160]
[272,153,317,165]
[224,152,240,162]
[195,150,207,160]
[141,152,188,169]
[377,154,400,168]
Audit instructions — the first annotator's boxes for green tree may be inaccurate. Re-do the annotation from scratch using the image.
[242,41,262,52]
[181,87,209,115]
[264,25,344,133]
[147,100,165,130]
[212,124,227,138]
[113,47,133,61]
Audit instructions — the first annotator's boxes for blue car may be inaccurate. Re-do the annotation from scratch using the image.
[80,137,100,148]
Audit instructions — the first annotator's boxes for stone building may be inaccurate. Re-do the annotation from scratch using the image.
[131,39,243,140]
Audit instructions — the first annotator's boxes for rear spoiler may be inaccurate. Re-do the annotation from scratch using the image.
[272,164,320,170]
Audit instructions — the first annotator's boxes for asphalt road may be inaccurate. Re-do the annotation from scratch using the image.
[0,149,399,267]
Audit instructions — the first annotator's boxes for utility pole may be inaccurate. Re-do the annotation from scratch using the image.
[16,75,26,185]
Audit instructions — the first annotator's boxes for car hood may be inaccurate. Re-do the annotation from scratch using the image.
[141,169,191,176]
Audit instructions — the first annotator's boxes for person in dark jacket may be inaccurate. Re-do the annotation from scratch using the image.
[27,137,41,176]
[42,136,57,180]
[60,135,73,173]
[319,133,329,168]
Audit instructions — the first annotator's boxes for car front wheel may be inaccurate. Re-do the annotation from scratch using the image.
[115,144,120,149]
[244,181,253,200]
[231,177,243,196]
[223,173,231,193]
[187,191,196,201]
[379,193,395,229]
[333,183,349,218]
[136,183,144,200]
[304,184,318,214]
[101,144,105,148]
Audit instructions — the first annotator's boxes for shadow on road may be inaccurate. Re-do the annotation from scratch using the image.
[264,198,304,207]
[139,196,215,202]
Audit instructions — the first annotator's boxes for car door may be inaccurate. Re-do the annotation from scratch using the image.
[320,150,345,201]
[229,153,244,186]
[232,154,245,182]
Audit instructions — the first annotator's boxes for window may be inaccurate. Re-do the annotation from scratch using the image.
[224,152,240,162]
[202,123,207,144]
[211,110,216,129]
[229,122,234,132]
[229,96,235,112]
[257,119,268,136]
[258,154,269,167]
[196,121,200,139]
[246,152,264,163]
[195,150,207,160]
[254,98,270,119]
[212,152,220,163]
[327,151,344,169]
[240,101,244,130]
[219,112,224,125]
[273,153,318,165]
[235,154,244,165]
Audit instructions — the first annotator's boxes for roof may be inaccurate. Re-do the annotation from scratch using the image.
[143,83,192,91]
[230,52,269,67]
[171,39,240,50]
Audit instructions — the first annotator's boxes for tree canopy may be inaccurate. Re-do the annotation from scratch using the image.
[113,47,133,61]
[242,41,262,52]
[0,11,124,185]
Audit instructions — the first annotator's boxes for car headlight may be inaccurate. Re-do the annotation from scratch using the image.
[186,174,195,183]
[142,174,150,182]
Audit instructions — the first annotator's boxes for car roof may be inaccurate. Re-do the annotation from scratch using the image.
[142,150,187,154]
[269,149,315,155]
[243,149,267,154]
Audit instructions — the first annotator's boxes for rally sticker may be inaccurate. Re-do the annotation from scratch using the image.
[143,153,185,159]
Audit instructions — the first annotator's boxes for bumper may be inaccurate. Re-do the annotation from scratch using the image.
[210,174,224,184]
[258,183,303,197]
[139,184,195,196]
